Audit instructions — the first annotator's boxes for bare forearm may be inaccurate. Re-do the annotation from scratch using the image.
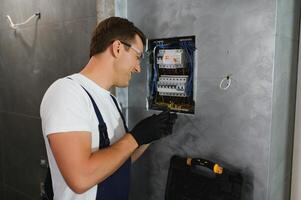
[83,134,138,186]
[50,132,138,193]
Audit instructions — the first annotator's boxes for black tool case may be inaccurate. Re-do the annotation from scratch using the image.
[165,155,243,200]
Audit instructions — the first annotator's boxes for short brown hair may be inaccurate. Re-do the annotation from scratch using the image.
[90,17,146,57]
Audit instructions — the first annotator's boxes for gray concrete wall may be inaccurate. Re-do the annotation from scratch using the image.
[0,0,96,199]
[126,0,298,200]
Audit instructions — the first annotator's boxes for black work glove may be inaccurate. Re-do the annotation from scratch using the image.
[130,110,177,146]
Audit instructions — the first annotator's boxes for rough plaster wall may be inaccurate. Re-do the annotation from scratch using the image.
[127,0,276,200]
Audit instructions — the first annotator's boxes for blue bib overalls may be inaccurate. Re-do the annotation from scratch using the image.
[81,86,131,200]
[43,78,131,200]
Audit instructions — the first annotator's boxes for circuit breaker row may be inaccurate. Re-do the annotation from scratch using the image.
[157,75,188,97]
[156,49,188,97]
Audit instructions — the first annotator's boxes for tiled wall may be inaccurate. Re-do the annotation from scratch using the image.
[126,0,300,200]
[0,0,96,199]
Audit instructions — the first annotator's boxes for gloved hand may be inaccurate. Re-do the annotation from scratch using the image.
[130,110,177,146]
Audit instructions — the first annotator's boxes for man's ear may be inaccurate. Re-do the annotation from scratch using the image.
[112,40,121,58]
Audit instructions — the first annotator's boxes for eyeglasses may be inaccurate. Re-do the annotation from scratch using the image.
[120,41,144,61]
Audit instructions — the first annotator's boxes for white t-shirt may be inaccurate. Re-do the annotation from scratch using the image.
[40,73,126,200]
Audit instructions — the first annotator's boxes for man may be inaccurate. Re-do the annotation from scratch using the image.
[40,17,177,200]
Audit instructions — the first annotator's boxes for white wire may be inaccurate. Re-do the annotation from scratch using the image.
[219,76,232,90]
[6,13,40,29]
[6,15,16,29]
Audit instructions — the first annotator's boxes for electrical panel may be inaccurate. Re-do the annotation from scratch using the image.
[147,36,196,114]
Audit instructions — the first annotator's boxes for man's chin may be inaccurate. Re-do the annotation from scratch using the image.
[116,82,130,88]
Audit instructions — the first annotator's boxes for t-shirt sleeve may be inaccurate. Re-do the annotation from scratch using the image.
[40,79,92,136]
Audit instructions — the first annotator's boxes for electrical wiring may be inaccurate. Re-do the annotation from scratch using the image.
[6,12,41,29]
[147,36,196,114]
[179,40,195,96]
[219,75,232,90]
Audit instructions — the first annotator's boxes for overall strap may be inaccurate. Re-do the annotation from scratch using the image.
[110,95,129,133]
[67,77,110,147]
[82,87,110,147]
[67,77,131,200]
